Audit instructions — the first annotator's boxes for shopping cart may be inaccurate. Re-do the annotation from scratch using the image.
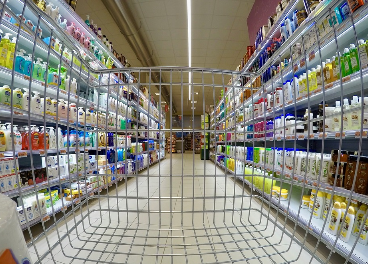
[1,0,368,264]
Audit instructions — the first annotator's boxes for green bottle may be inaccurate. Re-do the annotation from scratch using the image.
[358,39,368,69]
[334,53,341,81]
[32,58,43,81]
[349,44,360,73]
[342,48,352,77]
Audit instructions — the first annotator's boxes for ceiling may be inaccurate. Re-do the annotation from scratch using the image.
[75,0,255,116]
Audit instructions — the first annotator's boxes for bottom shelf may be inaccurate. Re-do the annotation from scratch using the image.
[212,160,367,264]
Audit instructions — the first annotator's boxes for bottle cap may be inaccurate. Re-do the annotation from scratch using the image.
[350,44,356,49]
[334,202,341,209]
[326,59,331,63]
[343,98,349,105]
[336,101,341,107]
[348,206,356,215]
[344,48,350,53]
[341,202,346,209]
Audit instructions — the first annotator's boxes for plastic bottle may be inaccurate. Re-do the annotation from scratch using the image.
[310,68,317,91]
[64,75,70,92]
[341,206,356,242]
[4,123,12,151]
[21,126,29,150]
[343,98,350,130]
[351,96,361,130]
[41,62,47,82]
[30,125,39,150]
[38,126,49,150]
[12,88,23,109]
[58,99,67,118]
[312,191,325,219]
[45,97,52,115]
[23,54,34,77]
[31,91,41,115]
[74,27,81,41]
[69,103,77,122]
[359,217,368,245]
[6,37,16,69]
[66,22,75,37]
[51,99,57,116]
[0,33,11,67]
[353,204,368,236]
[0,85,11,106]
[78,107,85,124]
[14,49,26,74]
[316,65,322,90]
[85,15,90,26]
[342,48,352,77]
[69,130,76,147]
[70,78,77,94]
[333,101,342,132]
[338,202,347,231]
[97,28,102,39]
[80,32,85,46]
[334,53,341,81]
[357,39,368,70]
[323,193,333,220]
[32,58,43,81]
[325,59,333,84]
[328,202,342,235]
[47,127,56,149]
[0,124,6,151]
[57,127,63,149]
[350,44,360,73]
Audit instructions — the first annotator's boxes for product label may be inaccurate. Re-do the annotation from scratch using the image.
[359,49,368,68]
[341,215,351,238]
[344,61,350,73]
[326,71,330,80]
[360,220,368,241]
[329,210,339,231]
[351,57,358,69]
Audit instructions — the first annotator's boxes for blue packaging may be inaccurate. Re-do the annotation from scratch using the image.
[340,2,350,20]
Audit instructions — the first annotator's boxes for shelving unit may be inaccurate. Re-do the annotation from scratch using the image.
[210,0,368,263]
[0,0,166,232]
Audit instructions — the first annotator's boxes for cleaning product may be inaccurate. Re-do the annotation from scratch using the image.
[0,124,6,151]
[14,49,26,74]
[351,96,361,130]
[353,204,368,236]
[5,37,16,69]
[334,53,341,81]
[340,206,356,242]
[312,191,325,219]
[0,85,11,105]
[333,101,342,132]
[349,44,360,73]
[22,88,29,111]
[30,125,39,150]
[32,58,43,81]
[13,125,21,151]
[342,98,350,130]
[85,15,90,26]
[358,39,368,69]
[338,202,347,231]
[31,91,41,115]
[38,126,49,150]
[22,54,34,77]
[325,59,333,84]
[21,126,29,150]
[70,78,77,94]
[342,48,352,77]
[12,88,23,109]
[58,99,67,119]
[328,202,342,235]
[323,193,333,220]
[0,33,12,67]
[316,65,322,90]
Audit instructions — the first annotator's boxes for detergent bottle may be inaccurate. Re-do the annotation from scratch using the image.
[0,33,12,67]
[23,54,34,77]
[32,58,43,81]
[5,37,16,69]
[14,49,26,73]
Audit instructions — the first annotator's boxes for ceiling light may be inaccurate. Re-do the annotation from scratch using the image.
[191,107,196,109]
[187,0,192,101]
[155,93,160,95]
[195,92,198,95]
[190,101,197,103]
[161,101,166,104]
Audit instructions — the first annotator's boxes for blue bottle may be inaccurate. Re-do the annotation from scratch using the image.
[14,49,25,74]
[22,54,33,76]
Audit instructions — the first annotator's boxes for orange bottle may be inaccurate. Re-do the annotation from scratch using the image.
[30,125,40,150]
[38,126,49,150]
[21,126,29,150]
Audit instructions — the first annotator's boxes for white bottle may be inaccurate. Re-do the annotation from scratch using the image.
[312,191,325,219]
[22,88,30,111]
[333,101,342,131]
[51,99,57,117]
[340,206,356,242]
[353,204,368,236]
[0,124,6,151]
[323,193,332,220]
[85,108,92,124]
[350,96,361,130]
[64,75,70,92]
[69,103,77,122]
[70,78,77,94]
[342,98,350,130]
[338,202,347,231]
[328,202,342,235]
[58,99,67,118]
[48,127,56,149]
[78,107,85,124]
[4,123,13,151]
[31,91,41,115]
[57,127,63,149]
[12,88,23,109]
[45,97,52,115]
[359,217,368,245]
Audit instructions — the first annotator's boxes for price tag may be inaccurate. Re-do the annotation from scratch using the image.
[319,132,327,139]
[60,149,66,154]
[60,90,67,95]
[293,176,299,181]
[24,76,30,81]
[309,51,315,61]
[293,64,298,72]
[39,150,45,156]
[75,199,80,205]
[285,173,290,178]
[98,188,102,192]
[0,153,4,158]
[337,24,346,33]
[18,151,27,158]
[108,183,112,187]
[14,111,23,115]
[276,136,282,141]
[297,134,305,140]
[61,206,68,212]
[355,131,368,138]
[325,83,333,89]
[42,215,50,222]
[309,134,315,139]
[300,58,306,67]
[354,12,360,19]
[342,76,351,83]
[335,132,345,139]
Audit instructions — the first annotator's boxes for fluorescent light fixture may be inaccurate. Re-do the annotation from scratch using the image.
[195,92,198,95]
[187,0,192,100]
[155,93,160,95]
[191,107,196,109]
[191,101,197,103]
[161,101,166,104]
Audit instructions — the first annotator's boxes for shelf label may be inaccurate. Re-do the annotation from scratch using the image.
[335,132,345,139]
[297,134,305,140]
[42,215,50,222]
[318,132,327,139]
[39,150,45,156]
[60,149,66,154]
[18,151,27,158]
[75,199,80,205]
[23,75,30,81]
[61,206,68,212]
[325,83,333,89]
[309,134,315,139]
[342,76,351,83]
[355,131,368,138]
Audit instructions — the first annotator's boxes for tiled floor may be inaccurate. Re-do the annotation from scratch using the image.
[29,153,320,264]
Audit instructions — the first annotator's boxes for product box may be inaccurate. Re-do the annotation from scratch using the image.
[0,176,5,192]
[59,165,66,177]
[69,164,77,174]
[3,159,11,175]
[25,205,34,221]
[17,206,26,225]
[0,160,4,176]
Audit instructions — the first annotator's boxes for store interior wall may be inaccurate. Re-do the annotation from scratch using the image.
[247,0,279,42]
[165,115,202,138]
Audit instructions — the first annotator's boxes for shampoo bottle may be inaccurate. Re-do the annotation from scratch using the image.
[349,44,360,73]
[0,33,11,67]
[342,48,352,77]
[333,101,342,132]
[338,202,347,231]
[353,204,368,236]
[351,96,361,130]
[12,88,23,109]
[359,217,368,245]
[328,202,342,235]
[341,206,355,242]
[358,39,368,69]
[316,65,322,90]
[6,37,16,69]
[342,98,350,130]
[14,49,26,73]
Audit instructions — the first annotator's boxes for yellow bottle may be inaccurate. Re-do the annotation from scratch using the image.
[310,68,317,92]
[328,202,341,235]
[316,65,322,90]
[325,59,333,84]
[331,56,337,83]
[340,206,355,242]
[353,204,368,236]
[6,37,16,69]
[0,33,12,67]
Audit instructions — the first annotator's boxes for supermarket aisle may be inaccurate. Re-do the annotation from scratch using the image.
[28,153,318,264]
